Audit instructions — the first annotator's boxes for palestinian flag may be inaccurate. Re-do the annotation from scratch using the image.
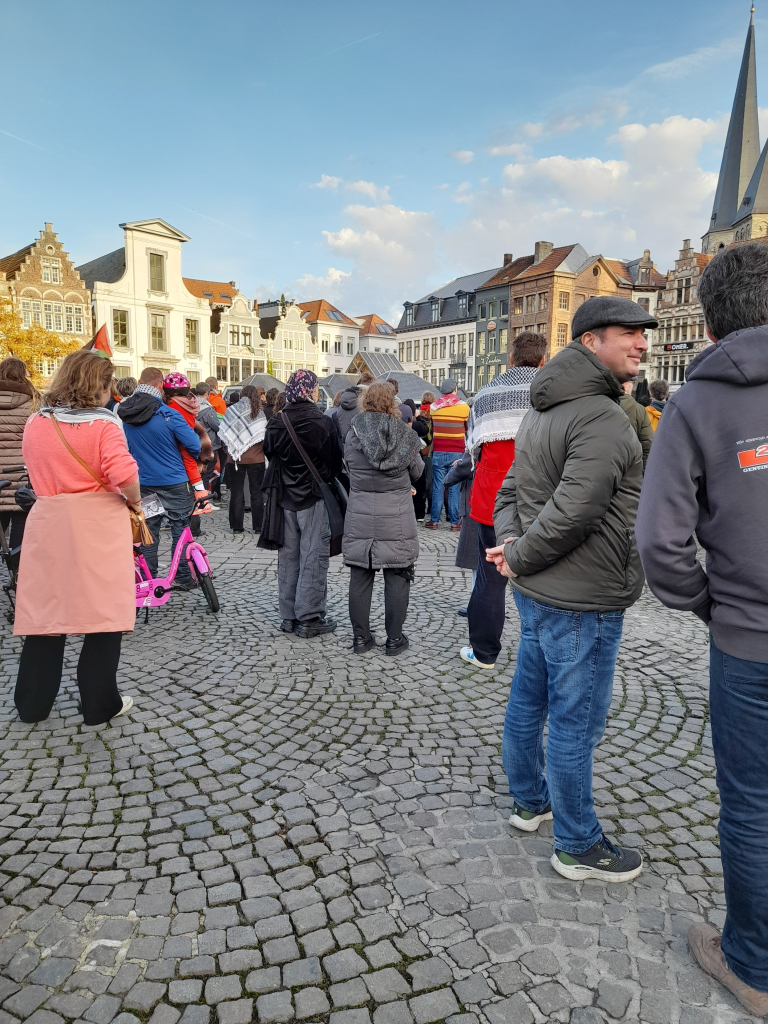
[83,324,111,357]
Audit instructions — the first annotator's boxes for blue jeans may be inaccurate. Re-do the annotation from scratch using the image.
[141,482,195,582]
[710,638,768,992]
[502,591,624,854]
[430,451,460,525]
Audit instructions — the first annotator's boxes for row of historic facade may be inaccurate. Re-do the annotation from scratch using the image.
[0,219,398,386]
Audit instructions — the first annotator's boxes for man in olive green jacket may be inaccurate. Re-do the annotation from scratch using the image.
[619,382,653,469]
[489,295,655,883]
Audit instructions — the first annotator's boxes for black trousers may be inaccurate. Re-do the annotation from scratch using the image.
[0,511,27,572]
[15,632,123,726]
[228,463,265,532]
[412,470,427,520]
[349,565,410,640]
[467,521,508,664]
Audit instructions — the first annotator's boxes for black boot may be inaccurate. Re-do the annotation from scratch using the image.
[385,634,409,657]
[353,634,375,654]
[295,617,337,639]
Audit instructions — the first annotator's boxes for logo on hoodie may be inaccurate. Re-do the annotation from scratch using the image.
[738,443,768,471]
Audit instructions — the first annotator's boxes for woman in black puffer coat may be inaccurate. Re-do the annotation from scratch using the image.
[343,382,423,657]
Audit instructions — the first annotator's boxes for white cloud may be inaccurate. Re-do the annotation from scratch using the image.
[452,182,473,204]
[312,174,341,189]
[451,149,474,164]
[435,183,450,190]
[345,180,390,202]
[489,142,531,158]
[294,266,351,300]
[644,38,740,80]
[521,97,629,140]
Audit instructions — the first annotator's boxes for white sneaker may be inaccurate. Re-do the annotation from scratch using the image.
[112,695,133,719]
[509,803,553,831]
[460,646,495,670]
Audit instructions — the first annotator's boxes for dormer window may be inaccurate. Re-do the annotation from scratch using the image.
[639,268,649,284]
[457,293,468,317]
[431,299,440,322]
[405,304,414,327]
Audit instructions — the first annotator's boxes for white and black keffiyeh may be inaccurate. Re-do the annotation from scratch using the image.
[219,398,267,464]
[467,366,540,460]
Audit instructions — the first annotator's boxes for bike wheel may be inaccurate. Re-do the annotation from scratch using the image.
[198,572,219,613]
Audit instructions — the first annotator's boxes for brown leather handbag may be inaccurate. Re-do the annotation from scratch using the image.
[48,414,153,546]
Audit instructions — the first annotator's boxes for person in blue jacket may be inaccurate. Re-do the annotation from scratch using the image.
[118,366,201,586]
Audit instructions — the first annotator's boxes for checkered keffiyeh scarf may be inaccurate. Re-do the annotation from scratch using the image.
[219,398,267,464]
[466,366,540,460]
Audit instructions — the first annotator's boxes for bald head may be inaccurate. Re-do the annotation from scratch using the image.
[140,367,164,387]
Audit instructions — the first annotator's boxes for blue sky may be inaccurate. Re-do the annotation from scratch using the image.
[0,0,762,321]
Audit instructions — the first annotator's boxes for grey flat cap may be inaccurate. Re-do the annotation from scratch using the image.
[571,296,658,340]
[440,378,458,394]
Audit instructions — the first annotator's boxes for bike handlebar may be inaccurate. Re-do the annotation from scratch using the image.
[1,466,26,473]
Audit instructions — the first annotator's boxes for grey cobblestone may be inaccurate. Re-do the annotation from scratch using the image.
[0,517,747,1023]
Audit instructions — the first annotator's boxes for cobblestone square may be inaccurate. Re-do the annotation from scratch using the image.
[0,510,750,1022]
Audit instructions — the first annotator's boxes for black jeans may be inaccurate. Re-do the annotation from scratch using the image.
[0,511,26,572]
[228,462,265,532]
[15,632,123,726]
[467,521,508,664]
[349,565,410,640]
[413,469,427,520]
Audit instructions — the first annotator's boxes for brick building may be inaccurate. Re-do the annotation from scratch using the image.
[650,240,713,384]
[0,223,91,376]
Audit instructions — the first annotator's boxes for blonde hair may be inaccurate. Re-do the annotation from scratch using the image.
[45,350,114,409]
[359,381,401,417]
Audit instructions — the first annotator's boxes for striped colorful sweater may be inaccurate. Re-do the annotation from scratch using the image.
[430,401,470,453]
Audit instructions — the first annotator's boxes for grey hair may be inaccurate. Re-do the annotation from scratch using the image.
[697,242,768,341]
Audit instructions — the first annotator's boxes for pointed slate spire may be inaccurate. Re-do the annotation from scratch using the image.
[708,8,760,232]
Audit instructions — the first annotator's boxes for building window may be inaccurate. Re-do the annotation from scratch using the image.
[477,331,486,356]
[22,299,42,327]
[557,323,568,347]
[431,300,440,322]
[399,342,405,362]
[431,338,438,359]
[414,340,420,360]
[241,359,252,379]
[676,277,692,304]
[405,306,414,327]
[440,337,446,358]
[150,313,167,350]
[334,337,342,354]
[113,310,129,348]
[500,299,508,316]
[513,296,523,315]
[488,300,496,319]
[449,335,456,357]
[149,253,165,292]
[347,340,354,355]
[43,302,53,331]
[230,358,240,382]
[187,371,200,386]
[500,328,508,351]
[457,294,468,316]
[478,303,487,321]
[468,332,474,356]
[538,292,548,311]
[430,369,437,385]
[186,319,199,354]
[558,292,569,311]
[41,258,61,284]
[488,364,496,381]
[640,268,649,284]
[406,341,412,361]
[321,335,330,353]
[637,297,650,312]
[242,327,251,346]
[53,304,63,332]
[488,330,497,353]
[216,357,227,381]
[525,294,536,314]
[536,323,547,336]
[476,365,485,387]
[458,334,466,358]
[230,325,240,346]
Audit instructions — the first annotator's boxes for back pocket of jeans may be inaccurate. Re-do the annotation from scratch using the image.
[723,653,768,704]
[534,603,579,664]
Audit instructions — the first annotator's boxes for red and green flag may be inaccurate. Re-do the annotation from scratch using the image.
[83,325,112,357]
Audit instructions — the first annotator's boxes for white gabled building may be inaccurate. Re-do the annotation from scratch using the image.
[183,278,264,385]
[297,299,359,377]
[78,219,216,385]
[258,299,316,380]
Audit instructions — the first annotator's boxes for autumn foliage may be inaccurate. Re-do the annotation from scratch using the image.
[0,297,79,388]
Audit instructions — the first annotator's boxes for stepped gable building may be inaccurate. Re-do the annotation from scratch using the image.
[396,266,501,393]
[650,240,713,385]
[702,9,764,251]
[0,223,91,376]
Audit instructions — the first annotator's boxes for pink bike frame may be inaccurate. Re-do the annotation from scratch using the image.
[134,524,212,608]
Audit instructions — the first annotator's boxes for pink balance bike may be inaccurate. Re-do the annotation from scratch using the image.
[134,498,219,617]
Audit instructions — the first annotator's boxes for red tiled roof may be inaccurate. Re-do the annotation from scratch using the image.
[0,243,34,279]
[356,312,395,335]
[298,299,357,327]
[603,259,635,286]
[183,278,238,306]
[479,255,536,289]
[694,252,714,269]
[516,245,579,281]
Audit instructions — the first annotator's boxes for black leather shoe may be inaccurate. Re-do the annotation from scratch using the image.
[280,619,297,632]
[457,608,468,617]
[353,634,375,654]
[295,617,337,638]
[386,634,409,656]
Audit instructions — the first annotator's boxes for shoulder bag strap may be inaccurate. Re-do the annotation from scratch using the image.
[47,413,109,491]
[281,408,326,491]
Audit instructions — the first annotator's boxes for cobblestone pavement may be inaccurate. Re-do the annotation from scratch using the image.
[0,505,755,1024]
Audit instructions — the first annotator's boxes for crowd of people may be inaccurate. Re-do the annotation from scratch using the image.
[4,241,768,1014]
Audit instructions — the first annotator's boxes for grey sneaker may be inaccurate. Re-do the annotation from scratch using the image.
[551,835,643,882]
[509,803,553,832]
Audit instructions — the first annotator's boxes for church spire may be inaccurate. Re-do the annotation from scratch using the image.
[702,10,760,250]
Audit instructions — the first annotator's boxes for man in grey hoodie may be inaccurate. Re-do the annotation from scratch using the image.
[636,242,768,1018]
